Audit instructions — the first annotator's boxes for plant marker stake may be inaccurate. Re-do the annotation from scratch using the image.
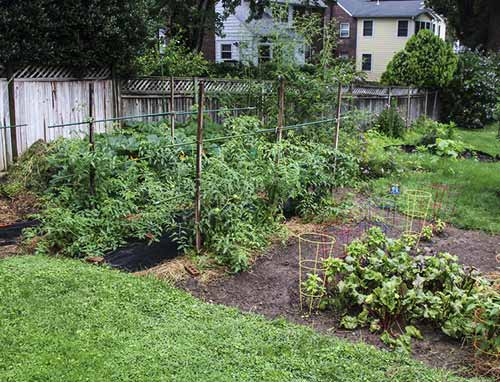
[277,76,285,142]
[333,82,343,180]
[334,82,342,150]
[195,82,205,254]
[170,76,176,142]
[88,83,96,198]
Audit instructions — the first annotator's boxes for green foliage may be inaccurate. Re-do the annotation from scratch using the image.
[421,225,433,241]
[381,30,457,89]
[322,229,500,354]
[412,117,468,158]
[375,104,406,138]
[433,219,446,235]
[11,116,359,272]
[425,0,500,51]
[0,1,151,72]
[0,255,469,382]
[135,39,210,77]
[441,51,500,129]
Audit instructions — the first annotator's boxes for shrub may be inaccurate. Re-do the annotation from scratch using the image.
[441,51,500,129]
[381,30,457,89]
[375,104,406,138]
[413,117,457,146]
[135,39,210,77]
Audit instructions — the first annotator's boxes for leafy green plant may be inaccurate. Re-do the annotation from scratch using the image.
[421,225,433,241]
[321,229,499,354]
[441,50,500,129]
[302,273,326,297]
[11,116,360,272]
[381,30,457,89]
[433,219,446,235]
[375,104,406,138]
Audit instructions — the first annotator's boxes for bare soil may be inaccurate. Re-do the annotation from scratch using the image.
[179,220,500,375]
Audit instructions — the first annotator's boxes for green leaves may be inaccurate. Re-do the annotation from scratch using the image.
[320,229,500,354]
[381,30,457,89]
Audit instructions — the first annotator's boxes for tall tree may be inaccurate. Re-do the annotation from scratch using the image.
[426,0,500,51]
[381,30,457,88]
[0,0,152,72]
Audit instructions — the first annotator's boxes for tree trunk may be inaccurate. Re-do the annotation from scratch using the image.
[487,0,500,51]
[194,0,211,52]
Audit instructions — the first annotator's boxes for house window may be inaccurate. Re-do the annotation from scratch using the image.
[415,21,431,34]
[221,44,232,60]
[340,23,350,38]
[362,54,372,71]
[397,20,409,37]
[258,44,272,64]
[363,20,373,36]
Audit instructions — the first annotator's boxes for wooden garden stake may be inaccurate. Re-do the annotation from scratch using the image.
[334,82,343,150]
[277,77,285,142]
[406,86,412,128]
[194,82,205,254]
[6,65,18,162]
[88,83,96,197]
[170,76,176,142]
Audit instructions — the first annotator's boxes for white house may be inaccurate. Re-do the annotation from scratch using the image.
[213,0,327,66]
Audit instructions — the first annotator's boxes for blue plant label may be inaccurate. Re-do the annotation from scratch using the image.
[390,184,400,195]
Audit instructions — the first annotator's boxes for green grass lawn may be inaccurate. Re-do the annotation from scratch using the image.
[0,256,476,382]
[371,153,500,233]
[458,124,500,157]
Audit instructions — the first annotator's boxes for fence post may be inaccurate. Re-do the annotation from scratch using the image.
[170,76,176,142]
[88,83,96,197]
[193,77,198,106]
[424,89,429,117]
[6,65,18,162]
[348,83,354,111]
[406,86,412,128]
[334,82,343,150]
[277,76,285,142]
[260,82,266,125]
[194,82,205,254]
[111,66,122,130]
[433,91,439,120]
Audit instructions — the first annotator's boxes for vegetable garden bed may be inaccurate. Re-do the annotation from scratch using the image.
[179,214,500,376]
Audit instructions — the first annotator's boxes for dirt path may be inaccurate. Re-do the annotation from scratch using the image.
[180,222,499,374]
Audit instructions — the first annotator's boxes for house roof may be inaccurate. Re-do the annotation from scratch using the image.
[338,0,435,18]
[275,0,327,8]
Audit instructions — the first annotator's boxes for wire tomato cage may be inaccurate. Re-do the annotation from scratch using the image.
[298,233,336,315]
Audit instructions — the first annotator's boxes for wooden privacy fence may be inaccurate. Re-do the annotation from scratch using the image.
[121,78,439,126]
[0,67,439,172]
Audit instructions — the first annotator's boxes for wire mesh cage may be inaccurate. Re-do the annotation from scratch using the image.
[401,189,432,245]
[298,233,336,314]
